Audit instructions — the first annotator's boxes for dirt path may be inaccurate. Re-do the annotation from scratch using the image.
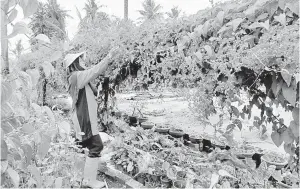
[115,90,291,155]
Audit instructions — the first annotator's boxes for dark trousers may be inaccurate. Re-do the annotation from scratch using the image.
[76,134,103,158]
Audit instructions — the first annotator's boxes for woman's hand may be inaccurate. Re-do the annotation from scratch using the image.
[107,46,119,59]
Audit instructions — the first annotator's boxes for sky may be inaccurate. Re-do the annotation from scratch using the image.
[7,0,226,54]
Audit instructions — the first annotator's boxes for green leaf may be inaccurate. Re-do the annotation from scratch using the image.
[273,79,283,97]
[231,106,240,118]
[7,21,30,38]
[12,151,21,161]
[282,128,294,144]
[37,134,51,160]
[26,69,40,87]
[1,82,12,103]
[185,56,192,65]
[6,167,20,187]
[1,102,15,118]
[249,21,269,31]
[6,117,20,130]
[244,0,271,15]
[202,20,210,38]
[282,82,296,106]
[240,113,245,119]
[55,177,63,188]
[58,121,70,135]
[261,125,267,135]
[256,13,269,21]
[274,13,286,26]
[35,34,51,44]
[10,134,21,149]
[278,0,286,10]
[28,165,42,187]
[162,161,170,171]
[49,51,63,62]
[21,144,33,165]
[281,70,292,86]
[5,9,18,24]
[216,11,225,25]
[42,106,55,125]
[230,18,244,32]
[271,132,283,147]
[41,62,55,78]
[283,143,293,155]
[289,120,299,137]
[292,108,299,123]
[194,51,203,62]
[286,1,299,15]
[1,140,8,161]
[218,169,236,179]
[2,121,14,134]
[233,119,242,130]
[203,45,213,57]
[260,20,270,31]
[8,0,16,8]
[21,123,35,134]
[18,70,32,89]
[272,170,283,182]
[266,0,279,16]
[19,0,38,18]
[166,166,177,180]
[31,103,42,117]
[209,173,219,189]
[218,25,231,34]
[226,124,235,133]
[127,161,134,172]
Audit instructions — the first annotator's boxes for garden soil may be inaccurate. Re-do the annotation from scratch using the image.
[116,89,292,156]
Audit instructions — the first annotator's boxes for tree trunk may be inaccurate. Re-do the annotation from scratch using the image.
[124,0,128,20]
[1,1,9,75]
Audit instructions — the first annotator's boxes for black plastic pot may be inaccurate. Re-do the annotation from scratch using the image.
[173,180,186,188]
[169,129,185,138]
[200,139,215,153]
[160,176,172,188]
[189,136,201,144]
[138,117,148,123]
[278,181,293,188]
[176,171,186,180]
[183,140,190,146]
[129,116,137,124]
[155,127,170,134]
[141,123,154,129]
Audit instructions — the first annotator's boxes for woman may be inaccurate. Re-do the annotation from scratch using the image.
[64,49,116,188]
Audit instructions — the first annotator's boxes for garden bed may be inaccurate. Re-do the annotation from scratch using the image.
[98,118,300,188]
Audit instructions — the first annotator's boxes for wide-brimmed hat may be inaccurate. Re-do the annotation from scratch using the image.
[64,51,86,69]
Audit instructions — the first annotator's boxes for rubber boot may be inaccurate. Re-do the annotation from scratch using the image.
[83,156,105,188]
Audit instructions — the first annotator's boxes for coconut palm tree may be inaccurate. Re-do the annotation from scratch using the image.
[84,0,106,23]
[138,0,163,21]
[12,39,24,59]
[29,0,71,40]
[124,0,128,20]
[166,6,181,19]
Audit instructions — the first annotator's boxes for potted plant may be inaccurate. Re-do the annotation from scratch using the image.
[129,115,138,125]
[173,180,187,188]
[261,152,288,170]
[160,175,172,188]
[169,128,185,138]
[155,124,170,134]
[235,145,256,159]
[176,170,186,180]
[141,122,154,130]
[189,134,201,144]
[138,116,148,123]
